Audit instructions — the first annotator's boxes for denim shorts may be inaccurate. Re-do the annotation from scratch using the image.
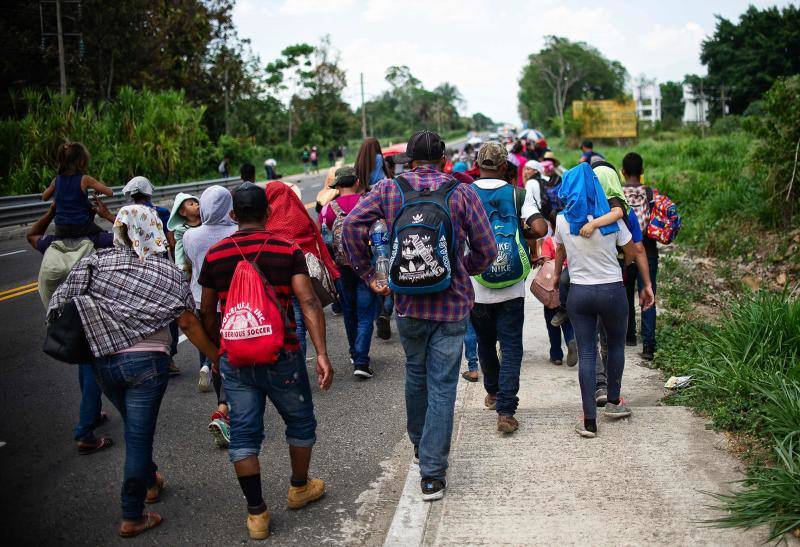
[222,351,317,462]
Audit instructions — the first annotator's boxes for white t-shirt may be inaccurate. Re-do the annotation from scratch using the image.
[521,177,542,221]
[553,215,632,285]
[470,178,534,304]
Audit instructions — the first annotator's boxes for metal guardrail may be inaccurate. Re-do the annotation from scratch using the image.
[0,176,243,228]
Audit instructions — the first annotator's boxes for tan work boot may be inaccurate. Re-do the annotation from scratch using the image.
[287,478,325,509]
[497,415,519,434]
[247,509,270,540]
[484,394,497,410]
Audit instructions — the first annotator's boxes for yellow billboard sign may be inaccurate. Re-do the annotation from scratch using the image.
[572,100,637,138]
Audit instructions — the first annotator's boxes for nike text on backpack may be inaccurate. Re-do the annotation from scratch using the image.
[329,200,350,266]
[474,184,531,288]
[646,190,682,244]
[623,185,653,233]
[220,238,289,366]
[388,176,459,295]
[531,259,560,309]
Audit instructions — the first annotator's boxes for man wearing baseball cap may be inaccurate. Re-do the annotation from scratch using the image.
[471,142,547,434]
[342,130,497,501]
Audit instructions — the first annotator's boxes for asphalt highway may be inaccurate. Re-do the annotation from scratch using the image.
[0,170,412,545]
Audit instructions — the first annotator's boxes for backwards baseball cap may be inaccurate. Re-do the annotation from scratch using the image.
[476,141,508,170]
[123,176,155,198]
[232,182,267,218]
[393,130,446,165]
[332,166,358,187]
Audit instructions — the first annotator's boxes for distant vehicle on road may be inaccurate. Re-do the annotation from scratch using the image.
[487,132,500,141]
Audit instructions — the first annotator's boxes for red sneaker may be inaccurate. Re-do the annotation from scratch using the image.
[210,410,229,423]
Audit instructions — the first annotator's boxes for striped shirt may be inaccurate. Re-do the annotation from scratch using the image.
[199,229,308,352]
[342,166,497,322]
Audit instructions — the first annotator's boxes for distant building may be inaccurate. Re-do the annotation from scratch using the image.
[682,83,709,125]
[633,79,661,123]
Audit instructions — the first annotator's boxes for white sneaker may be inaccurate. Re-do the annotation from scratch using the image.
[198,365,211,392]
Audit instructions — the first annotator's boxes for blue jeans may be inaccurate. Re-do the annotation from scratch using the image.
[543,306,575,361]
[567,283,628,420]
[337,266,379,366]
[381,294,394,316]
[169,320,178,358]
[396,316,468,481]
[292,296,307,359]
[624,256,658,348]
[464,321,478,372]
[92,352,170,520]
[222,352,317,463]
[74,363,103,441]
[470,298,525,416]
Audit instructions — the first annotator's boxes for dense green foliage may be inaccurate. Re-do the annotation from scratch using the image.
[0,88,212,194]
[746,75,800,223]
[656,277,800,540]
[701,5,800,114]
[355,66,475,139]
[518,36,627,135]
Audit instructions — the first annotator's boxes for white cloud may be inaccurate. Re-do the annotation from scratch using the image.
[278,0,356,16]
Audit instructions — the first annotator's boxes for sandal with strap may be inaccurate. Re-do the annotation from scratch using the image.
[77,436,114,456]
[461,371,479,382]
[118,511,163,538]
[145,472,165,504]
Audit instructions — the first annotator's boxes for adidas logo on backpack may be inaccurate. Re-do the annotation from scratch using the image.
[388,175,458,295]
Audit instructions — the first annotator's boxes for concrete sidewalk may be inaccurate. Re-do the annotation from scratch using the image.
[389,292,769,546]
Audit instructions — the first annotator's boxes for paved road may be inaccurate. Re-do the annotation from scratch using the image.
[0,171,412,545]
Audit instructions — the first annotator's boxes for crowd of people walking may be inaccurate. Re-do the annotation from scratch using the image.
[33,128,676,539]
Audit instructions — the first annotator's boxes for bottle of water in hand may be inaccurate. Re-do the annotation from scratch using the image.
[370,219,390,289]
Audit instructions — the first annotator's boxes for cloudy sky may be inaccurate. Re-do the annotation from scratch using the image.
[234,0,792,125]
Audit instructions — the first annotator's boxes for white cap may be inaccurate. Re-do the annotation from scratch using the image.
[525,160,544,173]
[123,176,154,197]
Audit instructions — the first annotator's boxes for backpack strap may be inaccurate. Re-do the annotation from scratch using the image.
[228,235,292,329]
[329,199,346,217]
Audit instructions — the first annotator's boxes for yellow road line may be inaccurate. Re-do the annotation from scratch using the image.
[0,285,39,302]
[305,201,315,210]
[0,281,38,297]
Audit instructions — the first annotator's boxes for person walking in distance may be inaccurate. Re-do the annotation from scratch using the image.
[301,147,311,175]
[319,167,380,378]
[342,130,496,501]
[470,142,548,433]
[198,183,333,540]
[182,185,238,446]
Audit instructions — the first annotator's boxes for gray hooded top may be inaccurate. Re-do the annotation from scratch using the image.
[182,185,238,305]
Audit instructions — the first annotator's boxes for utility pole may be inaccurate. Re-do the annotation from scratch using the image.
[224,65,230,135]
[699,80,706,138]
[55,0,66,95]
[360,72,367,139]
[720,85,727,117]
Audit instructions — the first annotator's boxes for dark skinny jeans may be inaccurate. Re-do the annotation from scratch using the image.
[566,282,628,420]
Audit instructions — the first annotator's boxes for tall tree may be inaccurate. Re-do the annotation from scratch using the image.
[518,36,627,136]
[659,81,684,130]
[701,5,800,114]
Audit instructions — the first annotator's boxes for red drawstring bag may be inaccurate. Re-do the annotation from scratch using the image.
[220,238,287,366]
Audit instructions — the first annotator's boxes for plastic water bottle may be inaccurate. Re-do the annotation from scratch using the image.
[321,222,333,247]
[370,219,390,289]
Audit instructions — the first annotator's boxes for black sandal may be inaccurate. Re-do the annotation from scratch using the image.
[461,371,479,383]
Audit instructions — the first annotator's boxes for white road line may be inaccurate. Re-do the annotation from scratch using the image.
[383,462,430,546]
[0,250,27,257]
[178,334,187,344]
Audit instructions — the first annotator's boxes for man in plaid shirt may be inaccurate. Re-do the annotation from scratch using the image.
[343,131,496,501]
